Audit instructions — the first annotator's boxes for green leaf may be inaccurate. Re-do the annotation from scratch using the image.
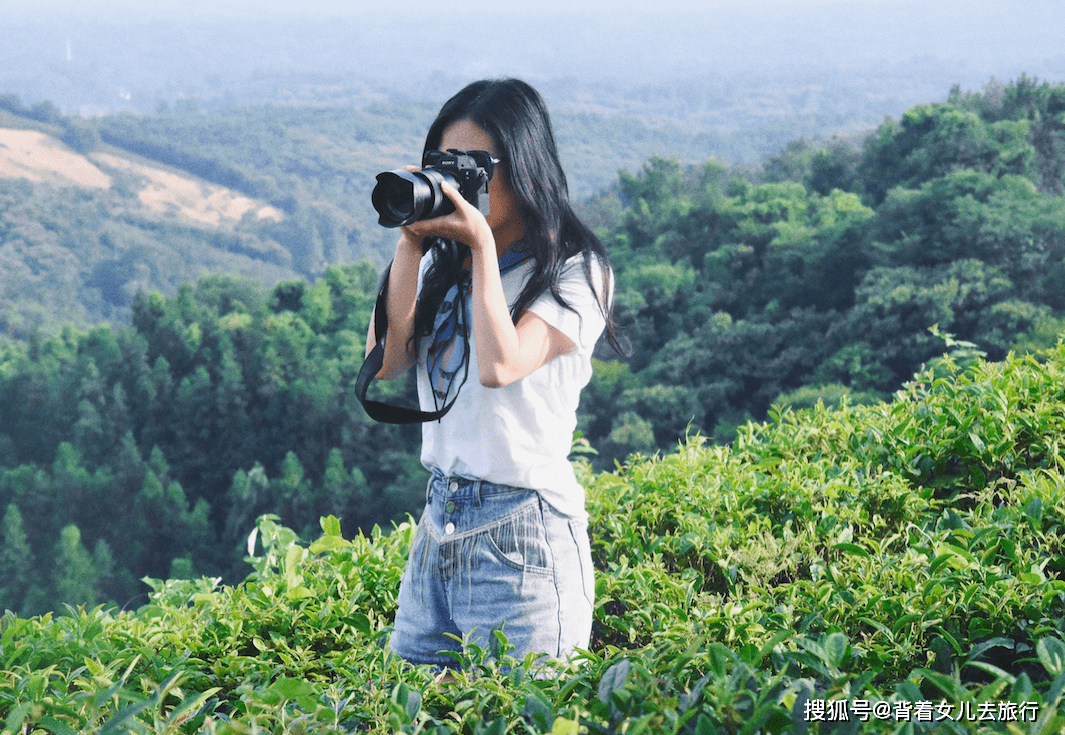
[37,718,79,735]
[93,679,125,709]
[755,629,794,665]
[629,712,657,735]
[488,622,510,660]
[321,514,343,536]
[1026,497,1044,528]
[833,542,870,559]
[270,676,317,702]
[696,713,717,735]
[167,687,222,726]
[309,534,350,554]
[790,686,811,735]
[968,637,1015,662]
[738,699,783,735]
[476,719,506,735]
[342,612,372,636]
[1037,636,1065,677]
[4,703,31,734]
[928,553,954,574]
[523,688,554,732]
[286,585,314,600]
[823,632,850,669]
[284,544,307,586]
[1048,670,1065,709]
[552,717,581,735]
[890,613,921,636]
[965,660,1016,684]
[598,658,630,704]
[99,700,153,735]
[859,616,896,643]
[929,636,955,675]
[404,687,422,721]
[913,668,966,701]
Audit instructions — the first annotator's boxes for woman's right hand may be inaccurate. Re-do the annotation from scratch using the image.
[394,164,428,255]
[366,173,425,375]
[396,227,423,256]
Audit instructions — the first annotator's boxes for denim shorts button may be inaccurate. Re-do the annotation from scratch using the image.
[449,481,458,493]
[444,522,456,535]
[445,501,456,513]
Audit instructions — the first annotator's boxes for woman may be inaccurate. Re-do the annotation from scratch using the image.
[368,78,624,671]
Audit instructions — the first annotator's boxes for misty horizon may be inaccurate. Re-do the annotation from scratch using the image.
[5,0,1065,126]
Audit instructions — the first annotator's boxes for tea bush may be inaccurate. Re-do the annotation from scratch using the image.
[3,345,1065,733]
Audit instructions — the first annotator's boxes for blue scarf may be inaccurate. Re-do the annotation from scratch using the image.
[426,245,531,409]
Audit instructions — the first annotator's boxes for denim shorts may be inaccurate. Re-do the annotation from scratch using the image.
[389,471,594,668]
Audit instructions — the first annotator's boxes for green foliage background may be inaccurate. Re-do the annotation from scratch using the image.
[3,76,1065,619]
[1,76,1065,731]
[2,344,1064,733]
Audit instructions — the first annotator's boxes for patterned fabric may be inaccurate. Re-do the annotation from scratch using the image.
[425,244,531,410]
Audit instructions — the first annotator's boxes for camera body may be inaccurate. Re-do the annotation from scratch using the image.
[372,149,491,228]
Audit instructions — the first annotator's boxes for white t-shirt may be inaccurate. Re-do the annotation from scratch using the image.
[416,250,608,519]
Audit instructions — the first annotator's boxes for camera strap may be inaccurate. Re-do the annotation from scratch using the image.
[355,245,530,424]
[355,262,463,424]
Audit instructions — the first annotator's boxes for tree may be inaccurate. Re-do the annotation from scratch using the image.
[62,119,102,153]
[859,103,1037,205]
[870,170,1065,292]
[0,504,35,613]
[53,524,100,608]
[30,100,64,125]
[807,137,863,196]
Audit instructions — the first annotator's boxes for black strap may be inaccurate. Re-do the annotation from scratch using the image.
[355,263,463,424]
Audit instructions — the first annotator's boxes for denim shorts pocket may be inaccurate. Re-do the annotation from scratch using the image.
[481,502,553,576]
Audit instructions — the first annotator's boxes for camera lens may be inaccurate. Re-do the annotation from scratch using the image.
[372,169,457,227]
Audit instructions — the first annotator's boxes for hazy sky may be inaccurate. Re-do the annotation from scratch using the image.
[13,0,1064,69]
[7,0,1065,119]
[11,0,854,15]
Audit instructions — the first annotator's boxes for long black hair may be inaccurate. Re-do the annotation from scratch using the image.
[412,78,626,355]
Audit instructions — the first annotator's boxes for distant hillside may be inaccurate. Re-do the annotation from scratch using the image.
[0,114,301,336]
[0,127,284,225]
[0,123,291,332]
[0,96,869,335]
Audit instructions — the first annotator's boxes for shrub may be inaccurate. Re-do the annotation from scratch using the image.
[3,346,1065,733]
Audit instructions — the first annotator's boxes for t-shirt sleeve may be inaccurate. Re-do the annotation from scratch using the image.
[526,255,610,354]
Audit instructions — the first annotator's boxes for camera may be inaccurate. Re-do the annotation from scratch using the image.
[372,149,494,228]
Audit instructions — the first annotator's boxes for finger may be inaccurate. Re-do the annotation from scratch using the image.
[402,220,431,240]
[439,182,472,211]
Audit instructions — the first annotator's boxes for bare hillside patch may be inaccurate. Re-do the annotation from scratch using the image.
[0,127,284,228]
[0,128,112,188]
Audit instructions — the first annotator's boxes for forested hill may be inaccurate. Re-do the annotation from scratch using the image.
[0,93,796,337]
[587,76,1065,452]
[2,76,1065,617]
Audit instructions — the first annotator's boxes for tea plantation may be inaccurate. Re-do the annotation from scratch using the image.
[3,343,1064,734]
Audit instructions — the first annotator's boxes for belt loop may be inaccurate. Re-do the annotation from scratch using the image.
[426,475,434,506]
[473,479,483,509]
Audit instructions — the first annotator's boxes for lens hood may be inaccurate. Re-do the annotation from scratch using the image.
[372,168,457,227]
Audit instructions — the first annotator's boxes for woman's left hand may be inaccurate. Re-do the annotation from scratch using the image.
[401,182,495,255]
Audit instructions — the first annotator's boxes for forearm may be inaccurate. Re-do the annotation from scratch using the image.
[470,249,523,387]
[367,236,422,379]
